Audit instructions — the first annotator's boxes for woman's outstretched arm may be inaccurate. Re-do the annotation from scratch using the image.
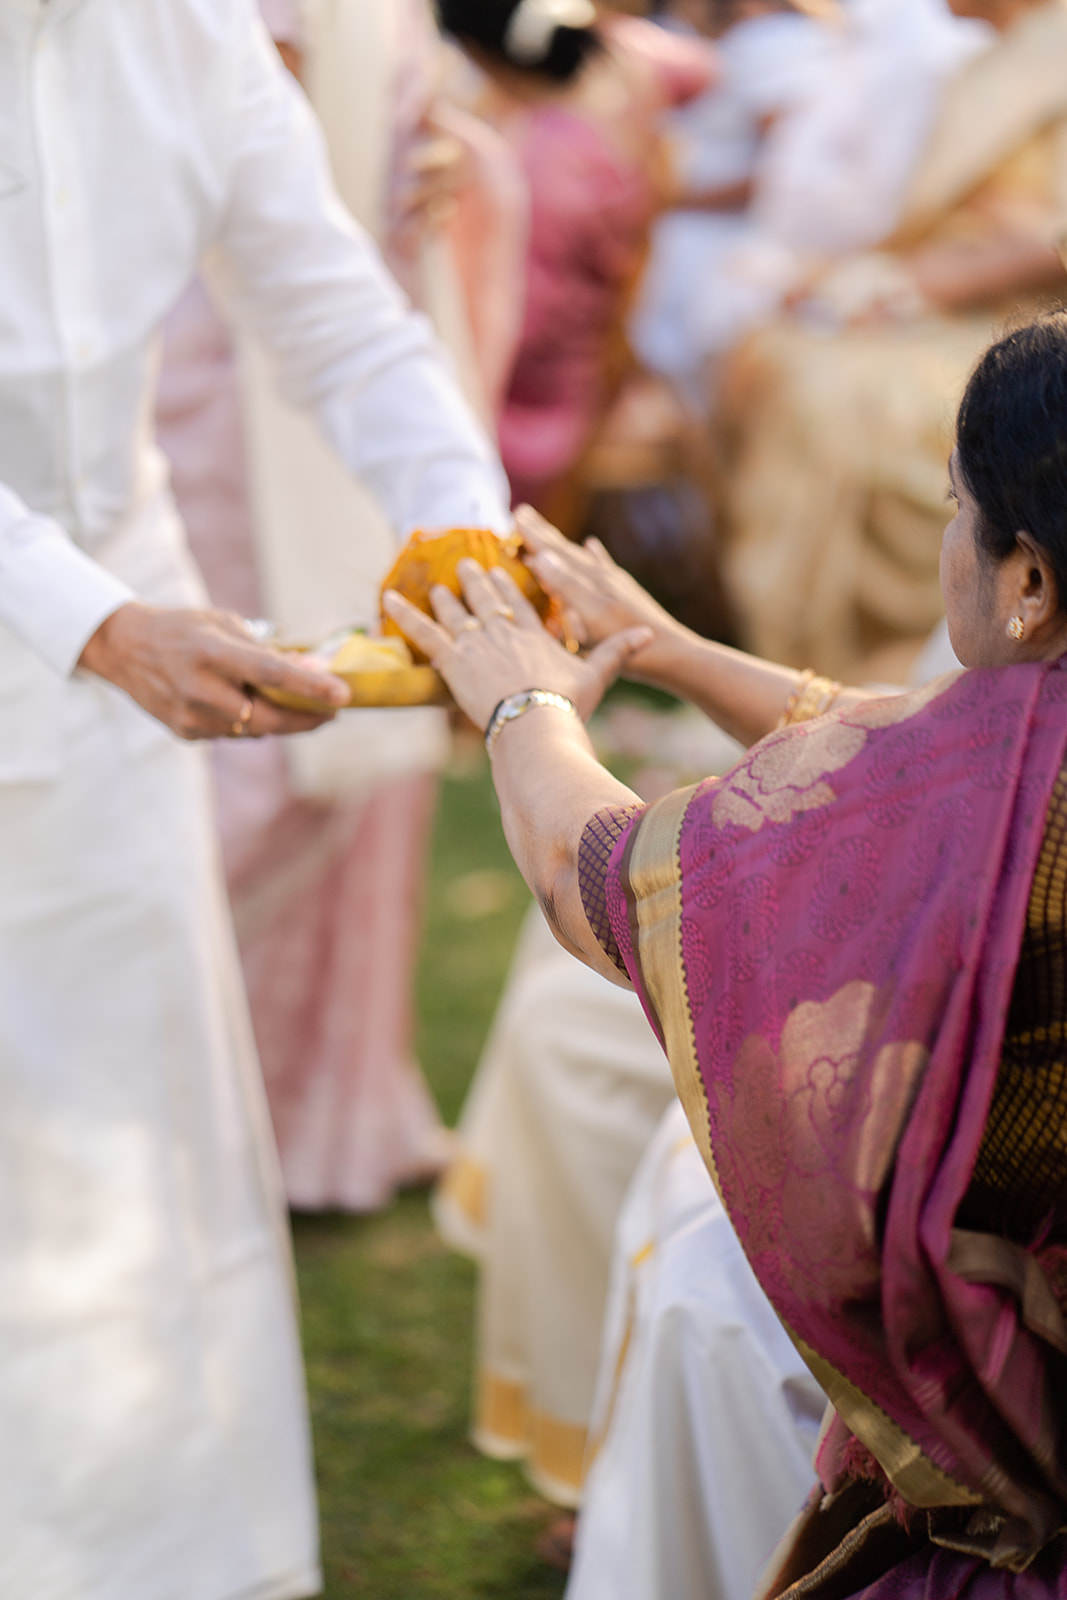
[383,543,876,981]
[383,562,648,984]
[517,506,874,744]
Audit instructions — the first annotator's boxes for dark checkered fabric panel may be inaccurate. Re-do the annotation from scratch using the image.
[577,804,644,976]
[963,767,1067,1244]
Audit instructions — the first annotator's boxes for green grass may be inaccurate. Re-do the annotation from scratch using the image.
[412,736,532,1127]
[293,745,566,1599]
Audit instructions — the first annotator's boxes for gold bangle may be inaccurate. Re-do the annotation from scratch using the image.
[776,671,842,729]
[777,669,814,727]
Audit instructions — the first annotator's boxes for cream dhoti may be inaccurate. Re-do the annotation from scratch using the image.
[0,666,317,1600]
[436,908,675,1504]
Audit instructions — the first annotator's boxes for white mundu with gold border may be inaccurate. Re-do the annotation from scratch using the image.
[435,909,676,1505]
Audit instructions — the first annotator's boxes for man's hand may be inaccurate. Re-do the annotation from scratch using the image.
[78,602,351,740]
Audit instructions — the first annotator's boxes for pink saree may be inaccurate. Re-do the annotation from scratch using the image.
[497,19,712,507]
[600,661,1067,1596]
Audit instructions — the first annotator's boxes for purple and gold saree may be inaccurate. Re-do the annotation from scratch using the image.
[588,661,1067,1597]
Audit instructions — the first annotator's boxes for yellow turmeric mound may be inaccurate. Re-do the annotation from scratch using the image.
[380,527,556,662]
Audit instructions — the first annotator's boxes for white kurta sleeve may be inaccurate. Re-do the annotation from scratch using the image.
[257,0,304,49]
[207,7,513,538]
[0,483,136,676]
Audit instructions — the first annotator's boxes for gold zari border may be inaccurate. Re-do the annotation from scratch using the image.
[437,1153,487,1230]
[627,785,721,1194]
[789,1334,982,1510]
[474,1373,588,1503]
[528,1412,588,1505]
[474,1372,530,1457]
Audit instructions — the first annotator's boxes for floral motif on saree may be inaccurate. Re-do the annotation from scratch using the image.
[602,661,1067,1585]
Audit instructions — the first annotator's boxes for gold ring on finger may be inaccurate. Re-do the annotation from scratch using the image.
[485,606,516,623]
[230,693,254,739]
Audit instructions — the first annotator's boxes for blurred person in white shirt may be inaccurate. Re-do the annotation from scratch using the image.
[0,3,510,1598]
[631,0,835,411]
[690,0,990,366]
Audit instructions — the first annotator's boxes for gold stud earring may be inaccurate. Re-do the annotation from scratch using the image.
[1007,615,1025,642]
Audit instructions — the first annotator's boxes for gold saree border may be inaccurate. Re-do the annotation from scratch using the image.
[624,783,983,1513]
[789,1333,982,1511]
[437,1153,487,1231]
[528,1412,588,1506]
[474,1372,531,1458]
[473,1373,589,1503]
[625,785,720,1192]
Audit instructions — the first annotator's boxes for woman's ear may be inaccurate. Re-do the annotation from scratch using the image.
[999,530,1067,661]
[1014,530,1058,630]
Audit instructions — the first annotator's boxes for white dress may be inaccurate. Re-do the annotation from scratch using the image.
[0,2,509,1595]
[0,666,319,1600]
[686,0,992,361]
[567,1102,827,1600]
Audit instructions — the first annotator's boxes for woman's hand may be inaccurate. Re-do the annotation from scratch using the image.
[382,559,652,730]
[515,505,680,662]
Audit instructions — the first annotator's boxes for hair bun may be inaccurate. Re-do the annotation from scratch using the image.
[502,0,596,67]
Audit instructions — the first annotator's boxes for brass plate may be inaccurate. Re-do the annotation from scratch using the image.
[261,664,450,714]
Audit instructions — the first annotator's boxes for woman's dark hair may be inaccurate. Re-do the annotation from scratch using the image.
[956,310,1067,609]
[436,0,601,82]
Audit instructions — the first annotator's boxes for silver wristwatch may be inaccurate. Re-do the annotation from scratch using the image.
[484,688,578,754]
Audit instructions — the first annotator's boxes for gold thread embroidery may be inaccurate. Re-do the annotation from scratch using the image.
[712,721,867,835]
[841,673,961,730]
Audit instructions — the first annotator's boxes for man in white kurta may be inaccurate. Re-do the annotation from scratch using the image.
[0,3,511,1597]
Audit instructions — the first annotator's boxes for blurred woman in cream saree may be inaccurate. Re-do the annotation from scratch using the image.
[719,0,1067,683]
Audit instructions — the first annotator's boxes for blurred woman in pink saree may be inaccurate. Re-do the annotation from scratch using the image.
[437,0,712,522]
[383,312,1067,1596]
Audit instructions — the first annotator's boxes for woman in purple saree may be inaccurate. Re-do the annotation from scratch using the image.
[385,311,1067,1598]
